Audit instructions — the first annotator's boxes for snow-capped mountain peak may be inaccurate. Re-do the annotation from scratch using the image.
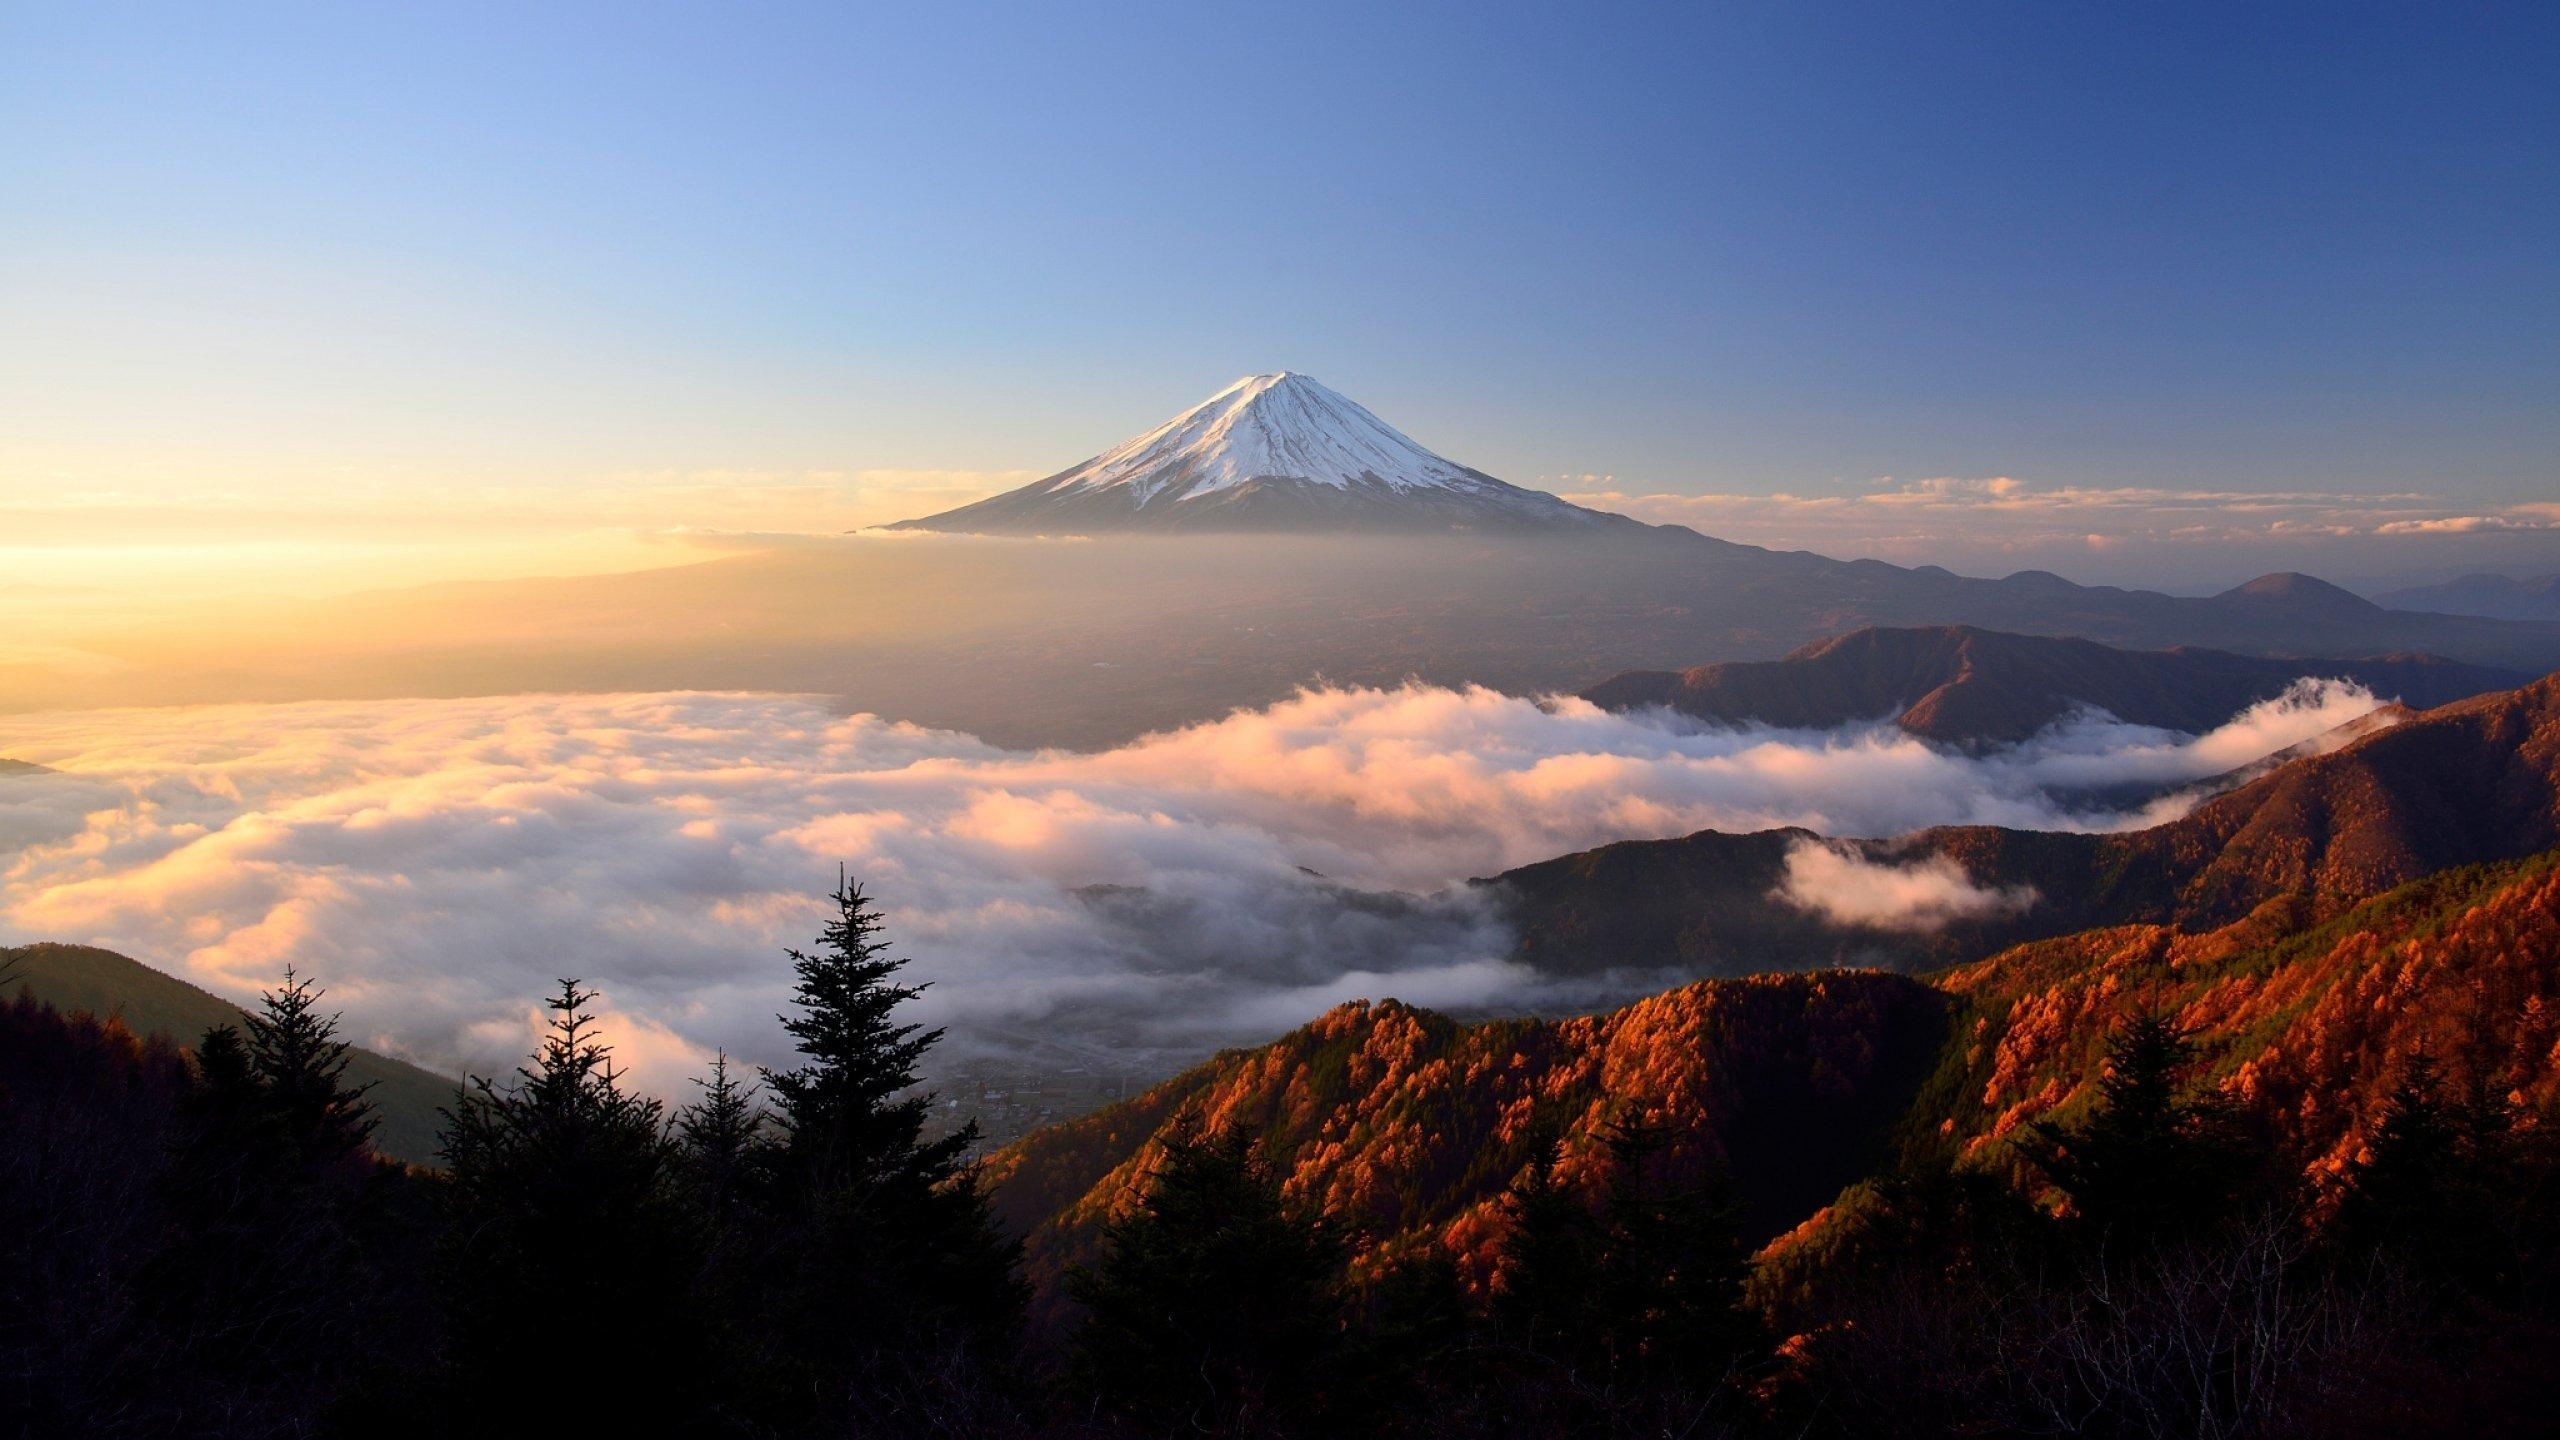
[1052,371,1485,503]
[887,373,1629,535]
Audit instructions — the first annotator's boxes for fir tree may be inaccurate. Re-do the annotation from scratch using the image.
[1067,1118,1349,1433]
[437,979,700,1426]
[766,875,955,1187]
[1491,1139,1605,1366]
[758,874,1023,1377]
[1493,1122,1758,1389]
[139,979,400,1429]
[2340,1054,2460,1238]
[1590,1117,1757,1382]
[2336,1051,2509,1286]
[2018,1011,2244,1249]
[187,1021,262,1131]
[675,1048,766,1223]
[240,968,377,1164]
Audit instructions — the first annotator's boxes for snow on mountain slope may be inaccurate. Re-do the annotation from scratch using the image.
[884,372,1633,534]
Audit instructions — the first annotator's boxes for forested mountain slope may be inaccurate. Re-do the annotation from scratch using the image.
[990,847,2560,1307]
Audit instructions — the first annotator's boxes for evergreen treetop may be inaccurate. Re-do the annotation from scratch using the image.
[217,968,379,1165]
[2019,1010,2243,1247]
[764,873,970,1190]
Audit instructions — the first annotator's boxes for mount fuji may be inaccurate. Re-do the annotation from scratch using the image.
[884,372,1634,535]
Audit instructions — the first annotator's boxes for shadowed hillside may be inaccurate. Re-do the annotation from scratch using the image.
[2,943,455,1165]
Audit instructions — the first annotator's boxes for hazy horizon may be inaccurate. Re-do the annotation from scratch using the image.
[8,4,2558,599]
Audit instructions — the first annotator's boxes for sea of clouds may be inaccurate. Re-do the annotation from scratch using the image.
[0,679,2383,1093]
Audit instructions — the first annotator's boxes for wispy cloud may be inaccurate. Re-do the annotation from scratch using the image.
[1549,475,2560,584]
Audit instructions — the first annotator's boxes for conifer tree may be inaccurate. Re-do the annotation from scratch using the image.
[759,874,1022,1370]
[188,1021,262,1128]
[1067,1118,1348,1432]
[146,978,394,1428]
[1494,1122,1758,1388]
[1491,1140,1605,1365]
[1590,1117,1757,1382]
[766,876,954,1185]
[438,979,699,1426]
[675,1048,766,1223]
[2019,1011,2243,1249]
[2336,1051,2506,1286]
[240,968,377,1164]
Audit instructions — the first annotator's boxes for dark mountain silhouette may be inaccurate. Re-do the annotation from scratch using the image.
[2379,572,2560,623]
[1581,625,2521,746]
[2,942,454,1164]
[0,757,54,776]
[2213,570,2383,613]
[1492,669,2560,979]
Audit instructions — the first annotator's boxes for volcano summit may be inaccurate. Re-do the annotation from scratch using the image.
[884,372,1629,535]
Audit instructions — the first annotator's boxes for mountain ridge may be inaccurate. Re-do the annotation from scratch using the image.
[984,847,2560,1304]
[2379,571,2560,622]
[1493,668,2560,980]
[1581,625,2522,746]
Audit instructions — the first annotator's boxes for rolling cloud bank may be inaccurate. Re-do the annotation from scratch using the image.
[0,680,2383,1091]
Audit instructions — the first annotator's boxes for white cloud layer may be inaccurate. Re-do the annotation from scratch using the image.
[1774,841,2039,932]
[0,680,2385,1091]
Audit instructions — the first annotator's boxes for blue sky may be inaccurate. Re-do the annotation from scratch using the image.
[2,1,2555,586]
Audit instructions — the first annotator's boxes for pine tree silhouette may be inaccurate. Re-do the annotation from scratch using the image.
[758,874,1023,1383]
[134,976,402,1430]
[188,1021,262,1131]
[675,1048,766,1223]
[241,967,377,1164]
[437,979,700,1427]
[1590,1117,1757,1382]
[1493,1121,1758,1390]
[766,876,955,1188]
[2334,1050,2514,1289]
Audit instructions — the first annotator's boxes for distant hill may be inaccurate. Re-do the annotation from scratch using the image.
[1581,625,2522,746]
[2378,572,2560,623]
[988,847,2560,1303]
[1492,668,2560,979]
[0,757,54,776]
[1,943,455,1166]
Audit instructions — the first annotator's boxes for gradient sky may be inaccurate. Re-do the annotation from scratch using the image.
[4,1,2556,589]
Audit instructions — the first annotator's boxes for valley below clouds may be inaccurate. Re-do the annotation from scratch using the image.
[0,679,2384,1094]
